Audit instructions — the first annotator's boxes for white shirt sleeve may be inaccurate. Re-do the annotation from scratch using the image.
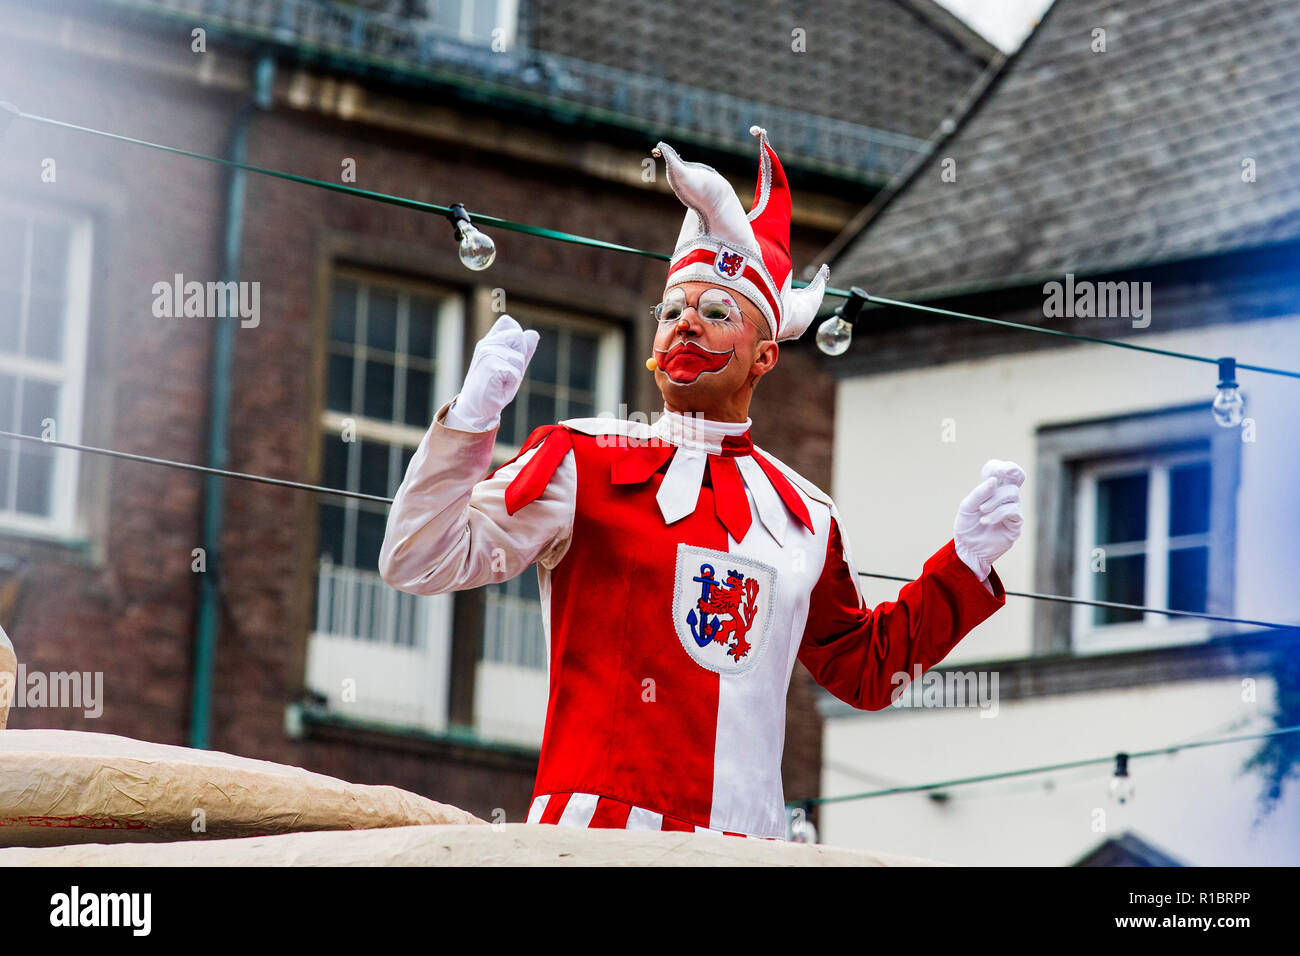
[378,400,576,595]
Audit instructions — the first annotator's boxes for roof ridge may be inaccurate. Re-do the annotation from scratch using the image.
[889,0,1001,63]
[811,0,1069,270]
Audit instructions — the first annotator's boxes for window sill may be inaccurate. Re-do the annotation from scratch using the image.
[816,625,1295,718]
[1072,618,1216,655]
[0,524,95,564]
[289,703,540,772]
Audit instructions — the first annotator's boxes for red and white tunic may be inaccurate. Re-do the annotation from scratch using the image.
[379,401,1006,840]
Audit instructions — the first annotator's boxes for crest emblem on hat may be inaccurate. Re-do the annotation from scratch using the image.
[672,543,775,677]
[714,247,745,279]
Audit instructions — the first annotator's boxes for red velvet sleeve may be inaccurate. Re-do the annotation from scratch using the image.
[797,519,1006,711]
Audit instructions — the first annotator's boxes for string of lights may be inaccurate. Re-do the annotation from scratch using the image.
[5,103,1299,399]
[2,428,1296,633]
[856,571,1295,630]
[790,723,1300,807]
[5,106,1296,626]
[0,429,389,505]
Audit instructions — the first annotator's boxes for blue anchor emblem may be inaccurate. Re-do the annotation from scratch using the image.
[686,563,723,648]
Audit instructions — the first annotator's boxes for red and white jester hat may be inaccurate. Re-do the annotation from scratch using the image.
[653,126,830,343]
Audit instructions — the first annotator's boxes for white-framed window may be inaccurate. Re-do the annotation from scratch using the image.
[0,201,92,541]
[428,0,518,48]
[477,304,624,746]
[306,270,464,731]
[490,304,623,464]
[1072,450,1213,653]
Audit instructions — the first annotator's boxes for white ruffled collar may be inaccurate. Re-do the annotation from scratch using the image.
[651,407,752,456]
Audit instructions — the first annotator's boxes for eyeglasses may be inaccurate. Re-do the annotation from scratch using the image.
[651,287,746,326]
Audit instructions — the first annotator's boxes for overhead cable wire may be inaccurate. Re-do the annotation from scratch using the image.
[857,570,1297,630]
[6,104,1300,380]
[792,723,1300,806]
[2,428,1296,632]
[0,429,389,505]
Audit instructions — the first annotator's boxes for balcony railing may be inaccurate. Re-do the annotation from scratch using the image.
[88,0,928,182]
[478,584,548,745]
[307,557,453,730]
[482,586,547,671]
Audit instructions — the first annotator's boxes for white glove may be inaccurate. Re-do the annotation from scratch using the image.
[443,314,540,432]
[953,459,1025,582]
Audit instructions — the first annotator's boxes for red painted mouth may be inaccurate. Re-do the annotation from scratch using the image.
[655,340,735,384]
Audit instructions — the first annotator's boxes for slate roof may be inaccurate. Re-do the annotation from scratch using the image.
[830,0,1300,298]
[527,0,997,142]
[1073,831,1188,867]
[97,0,994,181]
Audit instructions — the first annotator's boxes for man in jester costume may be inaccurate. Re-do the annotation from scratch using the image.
[380,126,1025,840]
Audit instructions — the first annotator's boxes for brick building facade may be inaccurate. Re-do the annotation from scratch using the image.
[0,0,986,828]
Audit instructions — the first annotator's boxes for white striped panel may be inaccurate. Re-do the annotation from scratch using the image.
[526,794,550,824]
[625,806,664,830]
[557,791,600,828]
[709,485,830,839]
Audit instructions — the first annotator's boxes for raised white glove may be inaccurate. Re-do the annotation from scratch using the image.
[953,459,1025,581]
[443,314,540,432]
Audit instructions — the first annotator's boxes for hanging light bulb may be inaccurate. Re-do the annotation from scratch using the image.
[1212,357,1244,428]
[1109,752,1135,805]
[446,203,496,271]
[816,285,869,356]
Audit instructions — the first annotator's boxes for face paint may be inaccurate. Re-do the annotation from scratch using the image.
[654,340,736,384]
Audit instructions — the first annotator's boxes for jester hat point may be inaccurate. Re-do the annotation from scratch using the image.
[653,126,830,343]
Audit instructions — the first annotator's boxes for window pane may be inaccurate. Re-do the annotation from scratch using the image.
[321,432,350,489]
[498,399,517,444]
[327,353,354,412]
[0,287,20,353]
[363,359,395,420]
[0,218,24,291]
[14,446,54,516]
[399,446,415,486]
[367,290,399,353]
[0,446,9,508]
[25,294,64,361]
[404,367,432,427]
[567,397,595,420]
[1093,552,1145,625]
[29,221,68,291]
[20,379,59,435]
[470,0,497,39]
[520,562,540,601]
[354,508,387,571]
[1169,461,1211,537]
[0,373,15,429]
[318,503,346,563]
[408,298,436,359]
[527,391,555,434]
[1096,472,1147,545]
[432,0,461,33]
[530,328,558,384]
[569,333,598,391]
[1168,546,1208,613]
[359,440,389,498]
[330,280,357,344]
